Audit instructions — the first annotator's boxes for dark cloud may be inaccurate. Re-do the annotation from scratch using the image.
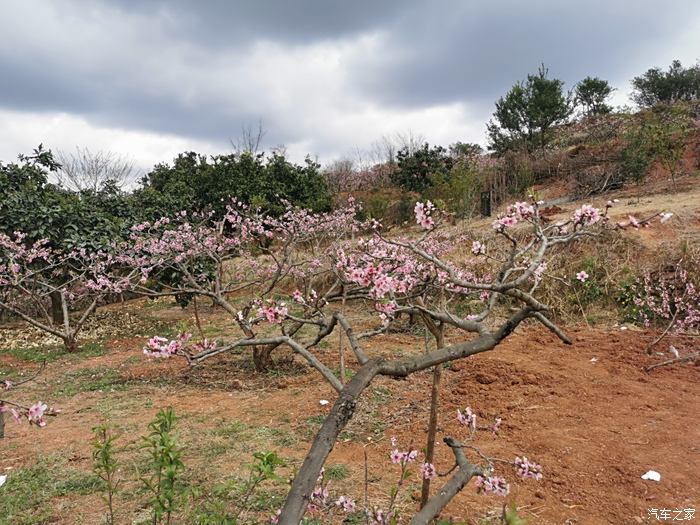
[102,0,400,46]
[0,0,698,162]
[348,0,700,108]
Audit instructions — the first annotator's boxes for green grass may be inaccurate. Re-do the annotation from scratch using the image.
[215,420,248,438]
[371,387,392,404]
[77,341,109,358]
[52,367,126,397]
[0,454,102,525]
[306,415,325,425]
[252,426,298,447]
[5,345,64,363]
[212,419,298,449]
[325,464,350,480]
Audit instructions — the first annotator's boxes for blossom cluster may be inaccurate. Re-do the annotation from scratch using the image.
[572,204,602,226]
[0,401,49,427]
[143,332,192,358]
[491,200,537,231]
[256,301,289,324]
[414,200,436,230]
[457,406,477,431]
[515,456,543,481]
[475,475,510,496]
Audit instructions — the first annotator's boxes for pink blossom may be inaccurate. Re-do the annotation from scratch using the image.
[27,402,48,427]
[414,201,436,230]
[471,240,486,255]
[515,456,543,481]
[257,303,288,324]
[576,270,589,283]
[533,262,547,284]
[511,201,535,218]
[492,416,502,435]
[143,333,190,358]
[492,216,518,230]
[336,495,356,512]
[573,204,601,226]
[457,407,477,431]
[475,475,510,496]
[420,462,437,480]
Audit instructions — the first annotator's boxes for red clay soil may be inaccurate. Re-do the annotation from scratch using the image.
[2,326,699,524]
[383,327,700,524]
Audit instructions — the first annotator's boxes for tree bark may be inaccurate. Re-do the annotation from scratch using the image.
[410,437,482,525]
[420,363,442,507]
[277,360,382,524]
[50,291,64,325]
[420,319,444,508]
[253,346,274,371]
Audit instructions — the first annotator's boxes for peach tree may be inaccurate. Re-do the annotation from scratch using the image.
[135,195,675,523]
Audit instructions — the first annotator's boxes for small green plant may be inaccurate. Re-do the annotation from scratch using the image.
[577,257,603,305]
[616,274,647,323]
[325,464,350,481]
[141,407,184,525]
[502,502,528,524]
[92,423,120,525]
[190,451,285,524]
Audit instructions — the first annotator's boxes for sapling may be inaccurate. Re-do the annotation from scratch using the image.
[141,407,184,525]
[92,423,120,525]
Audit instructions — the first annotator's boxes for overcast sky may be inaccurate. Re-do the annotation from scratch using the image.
[1,0,699,170]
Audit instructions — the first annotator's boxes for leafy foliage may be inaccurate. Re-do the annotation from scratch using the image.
[390,143,453,193]
[575,76,614,116]
[92,423,120,525]
[487,65,572,154]
[631,59,700,107]
[141,150,332,216]
[141,407,184,525]
[0,146,136,252]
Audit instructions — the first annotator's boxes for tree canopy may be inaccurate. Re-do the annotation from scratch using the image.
[390,143,454,193]
[575,76,614,116]
[141,150,331,216]
[487,65,572,155]
[631,60,700,107]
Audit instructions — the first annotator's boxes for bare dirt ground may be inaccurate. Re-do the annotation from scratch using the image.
[1,298,698,524]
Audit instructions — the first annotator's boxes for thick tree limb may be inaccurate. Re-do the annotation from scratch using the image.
[531,312,572,344]
[410,437,483,525]
[278,360,382,524]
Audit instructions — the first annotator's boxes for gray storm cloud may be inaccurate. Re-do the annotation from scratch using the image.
[0,0,698,164]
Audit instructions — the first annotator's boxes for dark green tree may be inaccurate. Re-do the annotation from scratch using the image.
[487,65,573,155]
[390,143,453,193]
[631,60,700,107]
[140,150,331,216]
[449,142,483,163]
[0,146,142,325]
[575,76,614,116]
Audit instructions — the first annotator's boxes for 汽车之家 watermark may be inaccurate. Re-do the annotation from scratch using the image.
[648,508,696,521]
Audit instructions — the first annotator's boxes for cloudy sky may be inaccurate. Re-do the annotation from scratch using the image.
[1,0,699,170]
